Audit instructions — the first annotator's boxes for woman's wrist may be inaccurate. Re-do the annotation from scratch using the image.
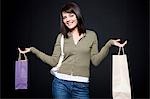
[105,39,113,48]
[30,47,35,52]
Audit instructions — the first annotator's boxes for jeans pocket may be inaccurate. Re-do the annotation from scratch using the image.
[74,82,89,89]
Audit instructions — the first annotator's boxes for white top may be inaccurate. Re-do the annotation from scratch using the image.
[55,72,89,83]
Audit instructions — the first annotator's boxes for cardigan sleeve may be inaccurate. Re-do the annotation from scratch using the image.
[90,32,112,66]
[30,33,61,67]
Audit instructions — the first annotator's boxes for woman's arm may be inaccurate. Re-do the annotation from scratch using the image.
[90,32,127,66]
[18,33,62,67]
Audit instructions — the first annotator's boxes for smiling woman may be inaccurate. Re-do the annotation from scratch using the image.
[62,12,78,30]
[18,1,127,99]
[60,2,86,39]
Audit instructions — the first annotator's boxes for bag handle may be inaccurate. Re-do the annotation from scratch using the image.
[60,34,64,56]
[118,47,125,55]
[18,52,27,60]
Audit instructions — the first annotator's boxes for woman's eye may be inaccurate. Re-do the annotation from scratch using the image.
[63,16,66,19]
[70,14,74,17]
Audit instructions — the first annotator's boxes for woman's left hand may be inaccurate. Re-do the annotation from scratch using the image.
[111,39,127,47]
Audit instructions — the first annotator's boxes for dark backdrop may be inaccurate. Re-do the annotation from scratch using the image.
[1,0,149,98]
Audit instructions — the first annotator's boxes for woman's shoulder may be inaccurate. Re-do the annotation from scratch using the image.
[55,33,63,42]
[86,29,97,37]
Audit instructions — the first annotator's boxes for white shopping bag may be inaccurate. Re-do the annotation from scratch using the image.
[112,47,131,99]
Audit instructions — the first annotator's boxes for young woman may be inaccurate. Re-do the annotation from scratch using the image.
[18,2,127,99]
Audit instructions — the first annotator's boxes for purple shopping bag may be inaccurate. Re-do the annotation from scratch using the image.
[15,53,28,90]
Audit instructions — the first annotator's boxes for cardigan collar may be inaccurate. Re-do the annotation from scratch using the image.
[67,32,86,38]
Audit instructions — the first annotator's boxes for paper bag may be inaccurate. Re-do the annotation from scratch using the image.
[15,53,28,90]
[112,47,131,99]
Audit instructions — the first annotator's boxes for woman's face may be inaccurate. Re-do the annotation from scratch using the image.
[62,12,78,30]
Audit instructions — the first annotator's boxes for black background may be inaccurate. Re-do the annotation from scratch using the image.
[1,0,149,98]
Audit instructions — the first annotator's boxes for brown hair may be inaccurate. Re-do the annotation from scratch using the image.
[60,2,86,38]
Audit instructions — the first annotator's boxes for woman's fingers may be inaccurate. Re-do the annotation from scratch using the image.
[18,48,25,53]
[115,39,120,42]
[25,48,31,52]
[121,40,127,47]
[112,39,127,47]
[18,48,23,53]
[118,40,127,47]
[18,48,31,54]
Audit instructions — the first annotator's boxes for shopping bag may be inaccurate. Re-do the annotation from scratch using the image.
[112,47,131,99]
[15,52,28,90]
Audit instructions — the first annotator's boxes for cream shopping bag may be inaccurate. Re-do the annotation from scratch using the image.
[112,47,131,99]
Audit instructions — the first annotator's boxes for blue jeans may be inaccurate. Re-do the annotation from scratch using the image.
[52,77,89,99]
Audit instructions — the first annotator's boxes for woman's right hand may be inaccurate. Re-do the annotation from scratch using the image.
[18,48,31,54]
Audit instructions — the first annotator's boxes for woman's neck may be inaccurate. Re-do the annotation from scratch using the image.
[70,27,79,36]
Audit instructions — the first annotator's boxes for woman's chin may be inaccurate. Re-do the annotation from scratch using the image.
[68,26,77,31]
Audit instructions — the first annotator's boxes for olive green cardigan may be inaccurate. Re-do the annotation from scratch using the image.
[30,30,112,77]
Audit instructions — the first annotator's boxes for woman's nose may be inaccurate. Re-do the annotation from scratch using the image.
[66,18,70,22]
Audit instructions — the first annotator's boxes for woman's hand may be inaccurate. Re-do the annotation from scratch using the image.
[18,48,31,54]
[111,39,127,47]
